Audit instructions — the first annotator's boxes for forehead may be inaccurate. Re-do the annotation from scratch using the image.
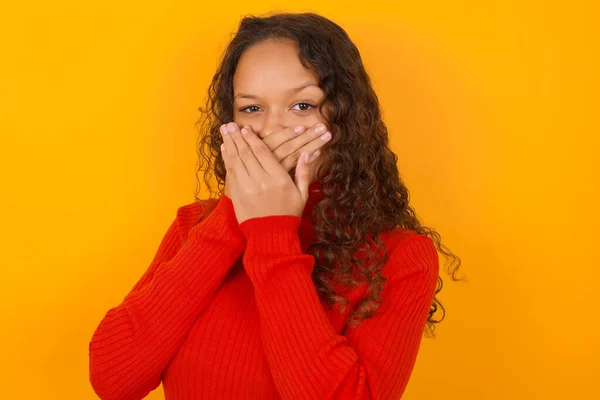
[233,38,319,94]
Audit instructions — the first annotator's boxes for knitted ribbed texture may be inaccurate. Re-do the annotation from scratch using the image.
[89,177,439,400]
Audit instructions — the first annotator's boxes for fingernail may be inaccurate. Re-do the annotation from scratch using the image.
[312,150,321,158]
[294,125,305,134]
[320,132,332,141]
[304,152,309,163]
[220,125,229,135]
[314,123,326,134]
[227,122,236,133]
[241,128,248,135]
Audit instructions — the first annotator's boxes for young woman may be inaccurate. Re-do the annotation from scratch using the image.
[89,12,460,400]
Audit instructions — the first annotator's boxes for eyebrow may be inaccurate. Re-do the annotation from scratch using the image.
[234,83,319,100]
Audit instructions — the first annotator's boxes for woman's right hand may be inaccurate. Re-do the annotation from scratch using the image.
[222,122,332,197]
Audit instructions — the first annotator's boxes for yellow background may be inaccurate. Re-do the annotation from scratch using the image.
[1,1,597,399]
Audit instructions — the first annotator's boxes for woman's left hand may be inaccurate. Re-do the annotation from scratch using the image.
[220,122,314,225]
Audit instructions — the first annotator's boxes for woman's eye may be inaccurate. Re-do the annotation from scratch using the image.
[291,102,314,111]
[240,103,315,113]
[240,105,261,113]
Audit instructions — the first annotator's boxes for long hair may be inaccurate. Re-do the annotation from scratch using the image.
[193,12,462,337]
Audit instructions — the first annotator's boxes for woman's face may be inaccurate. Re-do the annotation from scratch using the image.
[232,38,330,180]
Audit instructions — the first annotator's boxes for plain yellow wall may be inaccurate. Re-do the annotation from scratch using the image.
[1,1,598,399]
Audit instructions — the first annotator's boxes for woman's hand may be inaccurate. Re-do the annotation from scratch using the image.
[222,122,332,198]
[241,123,332,172]
[219,122,320,224]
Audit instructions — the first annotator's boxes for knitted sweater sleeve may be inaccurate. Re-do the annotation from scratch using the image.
[89,195,245,400]
[239,215,439,400]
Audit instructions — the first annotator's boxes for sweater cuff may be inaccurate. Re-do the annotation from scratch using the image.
[239,215,303,256]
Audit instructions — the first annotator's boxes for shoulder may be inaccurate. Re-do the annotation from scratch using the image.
[380,228,439,284]
[173,197,220,236]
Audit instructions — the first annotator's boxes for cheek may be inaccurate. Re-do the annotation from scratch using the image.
[292,112,328,129]
[233,113,261,131]
[311,105,332,129]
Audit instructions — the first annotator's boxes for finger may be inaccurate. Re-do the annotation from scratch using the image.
[294,151,311,202]
[260,125,308,154]
[240,124,288,178]
[279,124,332,171]
[220,123,250,180]
[308,149,322,163]
[227,122,268,178]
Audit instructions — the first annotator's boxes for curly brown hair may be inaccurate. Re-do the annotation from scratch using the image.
[192,12,462,337]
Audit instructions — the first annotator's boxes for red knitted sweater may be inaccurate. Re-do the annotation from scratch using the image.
[88,176,439,400]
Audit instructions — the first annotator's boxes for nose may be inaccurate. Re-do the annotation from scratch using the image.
[257,111,285,139]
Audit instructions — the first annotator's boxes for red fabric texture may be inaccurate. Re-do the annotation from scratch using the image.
[89,175,439,400]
